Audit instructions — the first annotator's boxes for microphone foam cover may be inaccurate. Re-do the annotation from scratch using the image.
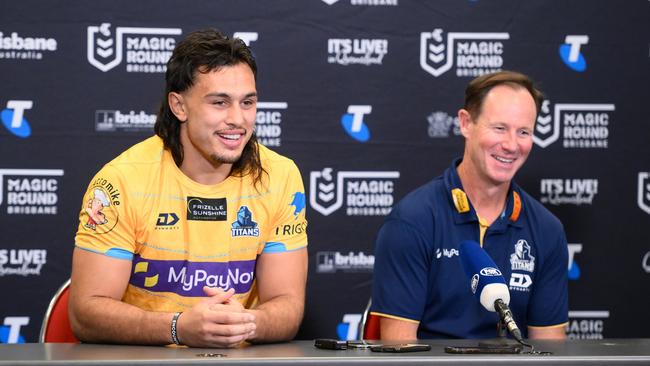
[459,240,510,312]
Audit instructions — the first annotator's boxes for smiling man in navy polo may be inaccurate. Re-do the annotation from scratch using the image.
[371,71,568,340]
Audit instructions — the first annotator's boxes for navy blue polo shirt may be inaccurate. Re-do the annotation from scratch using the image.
[371,159,568,339]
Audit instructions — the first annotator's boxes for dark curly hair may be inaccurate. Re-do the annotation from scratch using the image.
[154,28,266,186]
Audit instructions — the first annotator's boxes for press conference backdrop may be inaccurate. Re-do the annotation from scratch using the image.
[1,0,649,344]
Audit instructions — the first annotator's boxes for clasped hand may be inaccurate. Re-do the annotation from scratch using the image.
[176,286,256,348]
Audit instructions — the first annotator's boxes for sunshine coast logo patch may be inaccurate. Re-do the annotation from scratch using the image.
[420,28,509,78]
[231,206,260,237]
[87,23,182,73]
[256,102,287,147]
[540,179,598,205]
[534,100,615,149]
[310,168,399,216]
[186,197,226,221]
[327,38,388,66]
[0,169,63,215]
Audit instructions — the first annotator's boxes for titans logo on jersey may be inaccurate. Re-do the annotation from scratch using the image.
[231,206,260,237]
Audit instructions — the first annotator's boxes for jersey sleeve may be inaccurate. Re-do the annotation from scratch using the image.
[74,164,136,260]
[263,160,307,253]
[527,227,569,327]
[370,217,430,322]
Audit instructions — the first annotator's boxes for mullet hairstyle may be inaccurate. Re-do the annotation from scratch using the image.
[154,28,266,187]
[463,70,545,120]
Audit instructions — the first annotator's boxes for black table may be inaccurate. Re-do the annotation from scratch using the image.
[1,339,649,365]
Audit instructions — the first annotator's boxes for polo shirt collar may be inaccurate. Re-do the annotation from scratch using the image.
[444,158,524,228]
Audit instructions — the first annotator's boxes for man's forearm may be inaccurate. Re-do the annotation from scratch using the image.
[70,295,173,345]
[246,294,304,342]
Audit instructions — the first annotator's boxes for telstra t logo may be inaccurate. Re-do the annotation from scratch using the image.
[567,243,583,280]
[341,105,372,142]
[559,35,588,72]
[1,100,33,138]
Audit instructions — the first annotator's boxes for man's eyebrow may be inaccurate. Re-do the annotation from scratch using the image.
[204,92,258,99]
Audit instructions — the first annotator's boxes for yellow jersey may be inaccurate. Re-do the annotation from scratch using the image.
[75,136,307,311]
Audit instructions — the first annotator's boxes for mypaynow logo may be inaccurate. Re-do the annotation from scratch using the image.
[130,255,255,296]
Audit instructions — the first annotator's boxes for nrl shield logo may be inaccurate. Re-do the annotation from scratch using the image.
[87,23,122,72]
[533,100,559,148]
[310,168,342,216]
[87,23,182,73]
[638,172,650,215]
[420,29,452,77]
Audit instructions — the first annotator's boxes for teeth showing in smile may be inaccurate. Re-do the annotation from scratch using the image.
[220,134,241,140]
[494,156,514,164]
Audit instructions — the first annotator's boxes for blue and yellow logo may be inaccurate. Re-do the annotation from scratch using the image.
[231,206,260,237]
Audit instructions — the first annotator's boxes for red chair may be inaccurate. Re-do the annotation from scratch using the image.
[39,279,79,343]
[359,299,381,340]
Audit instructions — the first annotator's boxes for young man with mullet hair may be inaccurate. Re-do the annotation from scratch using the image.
[371,71,568,340]
[70,29,308,348]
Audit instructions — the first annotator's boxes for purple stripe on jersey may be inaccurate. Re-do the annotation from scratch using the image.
[129,254,256,296]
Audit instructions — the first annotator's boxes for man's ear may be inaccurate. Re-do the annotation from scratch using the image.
[458,109,473,138]
[168,92,187,122]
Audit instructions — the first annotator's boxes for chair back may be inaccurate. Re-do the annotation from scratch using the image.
[359,298,381,340]
[39,279,79,343]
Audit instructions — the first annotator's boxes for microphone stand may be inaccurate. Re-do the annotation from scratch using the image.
[477,319,524,351]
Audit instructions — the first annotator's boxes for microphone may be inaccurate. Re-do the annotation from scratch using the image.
[459,240,523,342]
